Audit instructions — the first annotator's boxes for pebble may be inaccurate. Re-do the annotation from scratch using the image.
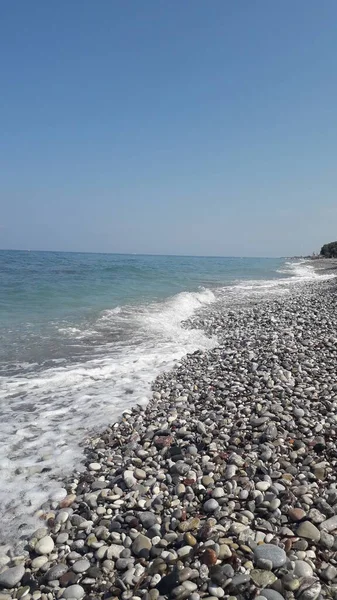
[288,508,306,522]
[34,536,54,555]
[293,560,313,578]
[250,569,277,587]
[31,556,48,570]
[0,565,25,589]
[132,534,152,557]
[89,462,101,471]
[297,521,321,543]
[61,585,85,599]
[46,564,68,581]
[319,515,337,532]
[72,559,90,573]
[253,544,287,569]
[203,499,219,513]
[322,564,337,581]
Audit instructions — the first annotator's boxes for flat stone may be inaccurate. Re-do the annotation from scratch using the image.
[62,585,85,599]
[230,574,251,589]
[256,481,271,492]
[59,571,78,587]
[293,560,313,578]
[35,536,54,555]
[319,515,337,532]
[250,570,277,587]
[89,462,101,471]
[0,565,25,589]
[46,564,68,581]
[138,512,158,529]
[319,530,334,548]
[212,488,225,499]
[253,544,287,569]
[135,468,146,480]
[132,534,152,558]
[56,533,69,545]
[72,559,90,573]
[297,521,320,543]
[31,556,49,570]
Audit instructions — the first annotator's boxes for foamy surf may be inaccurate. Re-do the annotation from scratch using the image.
[0,287,217,544]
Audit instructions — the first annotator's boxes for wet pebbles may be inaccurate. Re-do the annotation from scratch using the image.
[1,277,337,599]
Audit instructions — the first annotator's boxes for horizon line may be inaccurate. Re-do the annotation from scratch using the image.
[0,247,294,260]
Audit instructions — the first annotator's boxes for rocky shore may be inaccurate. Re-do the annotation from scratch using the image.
[2,271,337,600]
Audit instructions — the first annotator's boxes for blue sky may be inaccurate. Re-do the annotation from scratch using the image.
[1,1,337,256]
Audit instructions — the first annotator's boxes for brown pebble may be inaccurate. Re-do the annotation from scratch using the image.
[59,571,78,587]
[288,508,306,521]
[201,548,217,566]
[59,494,76,508]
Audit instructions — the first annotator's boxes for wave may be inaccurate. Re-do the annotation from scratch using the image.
[0,287,217,544]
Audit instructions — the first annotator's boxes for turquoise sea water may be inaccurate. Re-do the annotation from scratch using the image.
[0,250,328,543]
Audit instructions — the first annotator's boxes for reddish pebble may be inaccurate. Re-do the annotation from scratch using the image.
[201,548,217,566]
[154,435,173,448]
[288,508,306,521]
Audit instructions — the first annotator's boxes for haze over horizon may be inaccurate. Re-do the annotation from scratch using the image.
[1,1,337,257]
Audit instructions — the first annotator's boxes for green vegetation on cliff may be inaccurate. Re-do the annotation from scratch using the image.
[320,241,337,258]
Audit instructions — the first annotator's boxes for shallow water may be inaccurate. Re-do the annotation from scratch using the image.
[0,251,333,544]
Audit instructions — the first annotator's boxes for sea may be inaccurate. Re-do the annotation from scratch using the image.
[0,250,332,545]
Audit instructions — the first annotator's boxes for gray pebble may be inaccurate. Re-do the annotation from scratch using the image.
[253,544,287,569]
[62,585,85,599]
[0,565,25,589]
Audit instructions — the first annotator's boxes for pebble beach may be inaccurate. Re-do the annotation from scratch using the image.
[2,261,337,600]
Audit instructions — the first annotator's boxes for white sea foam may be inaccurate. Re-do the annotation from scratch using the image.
[232,260,335,294]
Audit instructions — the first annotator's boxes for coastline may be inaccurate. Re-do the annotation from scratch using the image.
[1,268,337,599]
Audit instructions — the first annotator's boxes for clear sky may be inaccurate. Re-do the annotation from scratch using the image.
[1,1,337,257]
